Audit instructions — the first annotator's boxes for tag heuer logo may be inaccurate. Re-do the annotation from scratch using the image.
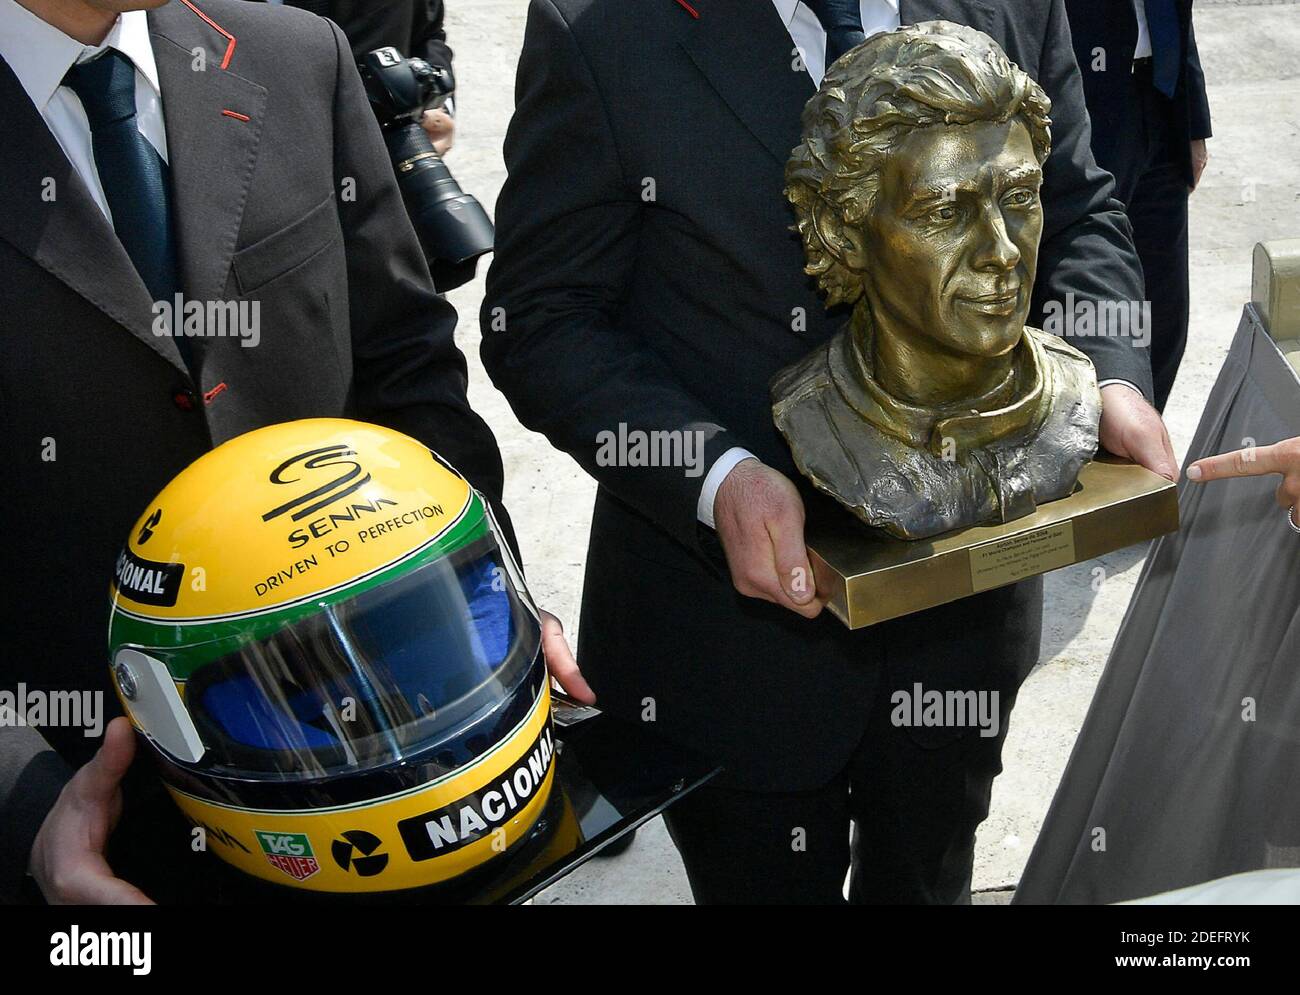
[255,830,320,882]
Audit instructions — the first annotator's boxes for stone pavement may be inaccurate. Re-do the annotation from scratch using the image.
[437,1,1300,903]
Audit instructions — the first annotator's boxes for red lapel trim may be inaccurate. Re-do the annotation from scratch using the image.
[177,0,237,69]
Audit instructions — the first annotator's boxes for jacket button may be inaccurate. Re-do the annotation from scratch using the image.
[172,389,197,412]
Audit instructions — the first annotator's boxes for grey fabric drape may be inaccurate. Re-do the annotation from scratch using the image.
[1015,307,1300,904]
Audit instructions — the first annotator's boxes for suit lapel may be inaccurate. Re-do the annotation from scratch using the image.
[677,0,815,165]
[899,0,996,33]
[148,2,267,305]
[0,55,187,373]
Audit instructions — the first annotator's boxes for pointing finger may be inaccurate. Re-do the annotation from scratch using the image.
[1189,442,1287,482]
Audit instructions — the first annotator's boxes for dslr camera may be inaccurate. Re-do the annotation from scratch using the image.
[358,47,495,292]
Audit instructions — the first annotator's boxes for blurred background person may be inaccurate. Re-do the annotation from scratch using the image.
[268,0,456,153]
[267,0,496,293]
[1066,0,1212,413]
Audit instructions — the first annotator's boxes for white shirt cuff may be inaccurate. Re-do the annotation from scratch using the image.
[1097,378,1144,396]
[697,447,758,529]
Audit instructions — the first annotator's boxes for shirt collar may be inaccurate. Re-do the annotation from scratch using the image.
[0,0,160,113]
[771,0,802,26]
[772,0,902,28]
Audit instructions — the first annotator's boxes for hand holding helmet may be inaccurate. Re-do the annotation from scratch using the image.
[29,718,153,905]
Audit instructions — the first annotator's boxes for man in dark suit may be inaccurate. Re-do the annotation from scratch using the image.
[0,0,588,904]
[483,0,1178,903]
[279,0,451,71]
[1065,0,1212,412]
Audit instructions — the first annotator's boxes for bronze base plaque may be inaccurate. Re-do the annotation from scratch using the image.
[806,457,1179,629]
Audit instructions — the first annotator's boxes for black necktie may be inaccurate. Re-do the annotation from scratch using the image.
[802,0,867,67]
[63,50,181,311]
[1144,0,1183,99]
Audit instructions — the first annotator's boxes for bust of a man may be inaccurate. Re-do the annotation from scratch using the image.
[771,21,1101,541]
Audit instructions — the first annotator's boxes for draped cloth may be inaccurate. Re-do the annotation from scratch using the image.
[1015,306,1300,904]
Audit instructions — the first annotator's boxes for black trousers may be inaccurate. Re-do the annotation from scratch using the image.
[662,580,1041,905]
[1093,61,1191,413]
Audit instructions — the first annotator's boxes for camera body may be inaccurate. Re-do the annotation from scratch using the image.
[358,47,495,291]
[361,45,453,128]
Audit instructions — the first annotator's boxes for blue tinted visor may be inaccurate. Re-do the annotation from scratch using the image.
[182,531,541,778]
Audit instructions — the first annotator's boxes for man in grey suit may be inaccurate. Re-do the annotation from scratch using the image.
[0,0,589,904]
[483,0,1179,903]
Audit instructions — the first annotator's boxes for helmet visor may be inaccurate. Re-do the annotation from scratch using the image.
[170,527,540,779]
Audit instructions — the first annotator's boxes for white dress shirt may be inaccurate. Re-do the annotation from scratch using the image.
[0,0,168,225]
[1133,0,1153,59]
[772,0,901,86]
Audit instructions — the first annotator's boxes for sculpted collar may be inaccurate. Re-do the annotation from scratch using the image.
[828,319,1054,460]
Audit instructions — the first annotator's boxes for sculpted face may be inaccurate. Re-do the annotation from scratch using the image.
[848,118,1043,361]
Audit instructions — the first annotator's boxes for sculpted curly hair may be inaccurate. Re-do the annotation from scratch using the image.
[785,21,1053,309]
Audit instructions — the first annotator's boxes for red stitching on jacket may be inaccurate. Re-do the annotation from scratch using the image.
[178,0,237,70]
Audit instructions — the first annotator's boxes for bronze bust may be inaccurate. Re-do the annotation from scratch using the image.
[771,21,1101,541]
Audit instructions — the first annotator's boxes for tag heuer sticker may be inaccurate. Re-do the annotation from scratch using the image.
[255,831,320,882]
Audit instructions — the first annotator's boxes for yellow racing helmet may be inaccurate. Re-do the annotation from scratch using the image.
[107,419,553,893]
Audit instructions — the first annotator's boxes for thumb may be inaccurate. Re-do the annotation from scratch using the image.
[79,717,137,803]
[76,858,156,906]
[1126,421,1179,483]
[539,611,596,705]
[768,513,815,606]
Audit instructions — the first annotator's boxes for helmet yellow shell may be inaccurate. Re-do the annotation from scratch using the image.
[108,419,550,894]
[112,418,475,621]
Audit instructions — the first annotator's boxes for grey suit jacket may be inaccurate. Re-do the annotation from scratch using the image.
[482,0,1146,791]
[0,0,506,902]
